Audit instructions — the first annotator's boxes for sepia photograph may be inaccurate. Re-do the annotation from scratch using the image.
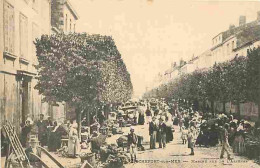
[1,0,260,167]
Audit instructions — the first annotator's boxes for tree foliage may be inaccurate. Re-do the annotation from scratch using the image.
[246,47,260,103]
[144,48,260,118]
[34,33,133,110]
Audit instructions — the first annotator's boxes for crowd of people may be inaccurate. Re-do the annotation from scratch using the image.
[145,100,174,149]
[19,113,83,158]
[2,98,260,167]
[145,98,260,159]
[146,100,198,155]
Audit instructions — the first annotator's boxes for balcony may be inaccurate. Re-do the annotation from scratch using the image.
[3,52,17,61]
[19,57,30,65]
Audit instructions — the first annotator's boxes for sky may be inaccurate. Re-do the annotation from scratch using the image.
[69,0,260,98]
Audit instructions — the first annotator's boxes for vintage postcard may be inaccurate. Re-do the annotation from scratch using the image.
[1,0,260,168]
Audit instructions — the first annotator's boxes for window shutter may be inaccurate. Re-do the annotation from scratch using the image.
[20,13,28,58]
[9,5,15,53]
[4,2,9,52]
[4,1,14,54]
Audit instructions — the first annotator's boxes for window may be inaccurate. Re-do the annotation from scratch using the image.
[232,41,234,50]
[70,19,72,32]
[65,14,67,32]
[20,13,28,58]
[32,23,39,63]
[227,43,230,55]
[4,1,15,54]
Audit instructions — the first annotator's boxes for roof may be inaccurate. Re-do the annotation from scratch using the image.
[233,37,260,52]
[212,20,259,43]
[64,0,79,20]
[212,32,223,40]
[211,35,236,51]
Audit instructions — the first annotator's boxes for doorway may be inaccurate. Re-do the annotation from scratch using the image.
[21,80,29,124]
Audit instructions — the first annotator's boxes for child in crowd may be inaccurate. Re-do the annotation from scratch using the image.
[181,126,188,144]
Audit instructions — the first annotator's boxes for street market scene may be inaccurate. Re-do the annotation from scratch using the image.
[1,0,260,168]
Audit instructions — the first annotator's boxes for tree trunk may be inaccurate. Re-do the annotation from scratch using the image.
[87,109,90,126]
[202,100,206,113]
[237,101,241,118]
[76,109,82,141]
[259,99,260,121]
[211,100,214,116]
[223,101,226,114]
[258,52,260,121]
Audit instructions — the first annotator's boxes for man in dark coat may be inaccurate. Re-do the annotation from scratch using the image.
[25,138,42,168]
[20,119,32,147]
[149,116,157,149]
[46,116,53,127]
[128,127,138,163]
[220,124,232,159]
[158,117,167,148]
[98,111,106,126]
[145,107,152,124]
[36,114,47,146]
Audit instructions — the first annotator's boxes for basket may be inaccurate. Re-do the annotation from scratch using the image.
[80,153,96,166]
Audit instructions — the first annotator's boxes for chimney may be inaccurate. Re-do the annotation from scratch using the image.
[257,11,260,21]
[229,24,235,30]
[239,16,246,26]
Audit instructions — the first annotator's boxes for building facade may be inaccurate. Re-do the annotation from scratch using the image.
[147,11,260,118]
[50,0,79,121]
[0,0,80,133]
[51,0,79,34]
[0,0,57,133]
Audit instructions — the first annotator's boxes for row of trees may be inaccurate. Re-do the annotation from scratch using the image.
[143,47,260,119]
[34,33,133,127]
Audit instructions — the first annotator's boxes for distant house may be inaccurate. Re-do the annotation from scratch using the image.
[51,0,79,34]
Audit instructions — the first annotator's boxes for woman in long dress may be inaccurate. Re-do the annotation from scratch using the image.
[20,119,32,147]
[165,116,173,142]
[145,108,152,124]
[68,123,80,157]
[48,122,68,152]
[233,121,245,155]
[187,126,196,155]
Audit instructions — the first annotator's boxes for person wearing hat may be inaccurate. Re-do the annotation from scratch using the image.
[145,107,152,124]
[20,119,32,147]
[48,122,67,152]
[81,117,87,126]
[25,138,42,167]
[98,111,106,126]
[149,116,158,149]
[36,114,47,146]
[68,123,80,157]
[181,126,188,144]
[128,127,138,163]
[187,126,196,155]
[89,131,101,159]
[46,116,53,127]
[233,120,246,155]
[158,117,167,148]
[220,123,232,159]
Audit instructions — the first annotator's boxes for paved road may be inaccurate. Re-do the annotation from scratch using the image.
[122,123,260,168]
